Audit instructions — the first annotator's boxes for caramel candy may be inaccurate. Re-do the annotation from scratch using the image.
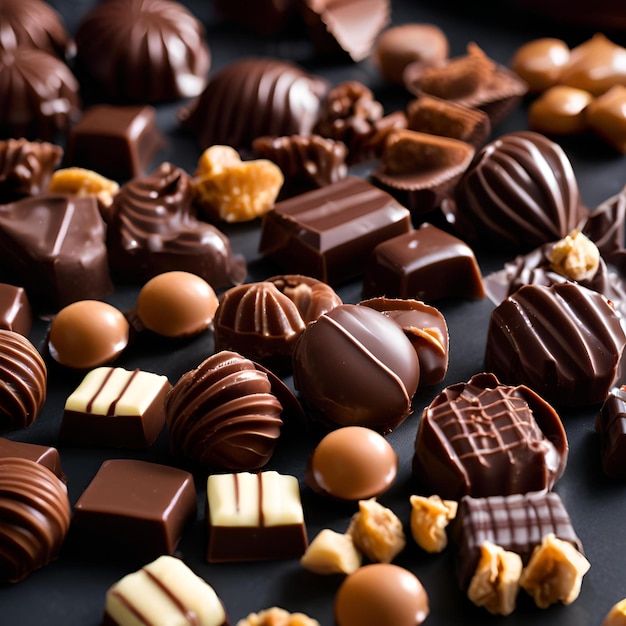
[528,86,593,135]
[305,426,398,501]
[602,599,626,626]
[48,168,120,218]
[586,85,626,153]
[511,38,570,93]
[409,494,457,553]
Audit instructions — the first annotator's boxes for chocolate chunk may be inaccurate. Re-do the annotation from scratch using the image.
[72,459,197,562]
[0,284,32,336]
[412,372,568,500]
[259,176,411,285]
[74,0,210,102]
[596,386,626,480]
[0,437,63,480]
[206,471,307,562]
[292,304,420,433]
[485,282,626,406]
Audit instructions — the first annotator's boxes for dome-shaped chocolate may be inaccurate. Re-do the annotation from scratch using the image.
[444,131,587,251]
[0,329,46,434]
[0,457,70,582]
[165,351,284,470]
[75,0,210,102]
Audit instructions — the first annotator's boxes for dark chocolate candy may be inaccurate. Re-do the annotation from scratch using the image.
[582,184,626,263]
[596,386,626,480]
[0,194,112,312]
[362,223,485,301]
[72,459,196,562]
[0,437,63,480]
[0,284,32,336]
[485,282,626,406]
[292,303,420,433]
[259,176,411,285]
[412,372,568,500]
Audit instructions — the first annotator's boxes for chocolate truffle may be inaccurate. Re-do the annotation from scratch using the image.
[412,372,568,499]
[292,304,420,433]
[444,131,587,251]
[74,0,210,102]
[510,38,570,93]
[596,386,626,480]
[334,564,429,626]
[485,282,626,406]
[0,284,32,336]
[106,162,246,289]
[165,351,284,471]
[305,426,398,500]
[0,457,70,583]
[0,329,46,434]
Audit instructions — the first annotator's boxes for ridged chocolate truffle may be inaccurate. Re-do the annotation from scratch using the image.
[445,131,587,251]
[107,162,246,289]
[74,0,210,102]
[165,351,284,470]
[485,282,626,406]
[0,330,46,434]
[0,457,70,583]
[180,58,328,152]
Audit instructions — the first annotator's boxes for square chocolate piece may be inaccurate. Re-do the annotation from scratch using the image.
[0,437,64,480]
[72,459,196,561]
[206,471,307,563]
[60,367,171,449]
[66,105,163,181]
[259,176,411,285]
[362,222,485,301]
[0,283,32,336]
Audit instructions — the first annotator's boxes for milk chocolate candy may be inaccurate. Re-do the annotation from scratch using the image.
[72,459,196,561]
[0,284,32,336]
[510,38,570,93]
[412,372,568,500]
[259,176,411,285]
[528,86,593,135]
[453,490,583,592]
[485,282,626,406]
[583,186,626,261]
[60,367,171,449]
[585,85,626,153]
[0,437,63,480]
[596,386,626,480]
[206,471,307,562]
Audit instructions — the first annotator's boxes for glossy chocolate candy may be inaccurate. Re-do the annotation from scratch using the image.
[596,386,626,480]
[0,437,63,480]
[0,284,32,336]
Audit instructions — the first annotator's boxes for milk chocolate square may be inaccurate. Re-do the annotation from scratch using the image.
[0,283,32,336]
[0,437,64,480]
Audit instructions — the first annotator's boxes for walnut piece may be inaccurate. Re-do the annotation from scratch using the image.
[548,229,600,281]
[236,607,320,626]
[520,533,591,609]
[602,598,626,626]
[300,528,362,575]
[409,494,457,553]
[467,540,522,616]
[347,498,406,563]
[49,166,119,210]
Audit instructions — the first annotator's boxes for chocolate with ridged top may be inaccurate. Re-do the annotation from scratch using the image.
[596,386,626,480]
[444,131,588,251]
[412,372,568,500]
[0,457,70,583]
[107,162,246,289]
[485,282,626,406]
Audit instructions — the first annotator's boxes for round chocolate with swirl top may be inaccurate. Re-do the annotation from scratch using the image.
[0,329,46,434]
[165,350,284,470]
[0,457,70,582]
[444,131,587,251]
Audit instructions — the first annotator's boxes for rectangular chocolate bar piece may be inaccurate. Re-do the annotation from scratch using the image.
[596,385,626,480]
[259,176,411,285]
[0,283,32,336]
[206,471,307,563]
[0,437,64,480]
[60,366,171,449]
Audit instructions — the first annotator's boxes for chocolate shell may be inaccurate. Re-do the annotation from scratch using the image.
[485,282,626,406]
[107,162,246,289]
[165,351,284,471]
[74,0,210,102]
[0,457,70,583]
[412,372,568,500]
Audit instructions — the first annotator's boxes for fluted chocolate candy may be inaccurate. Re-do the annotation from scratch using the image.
[596,386,626,480]
[412,372,568,500]
[292,304,420,433]
[485,282,626,406]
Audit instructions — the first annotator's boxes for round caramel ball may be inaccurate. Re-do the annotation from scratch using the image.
[305,426,398,500]
[335,564,429,626]
[511,38,570,93]
[136,271,219,338]
[48,300,129,369]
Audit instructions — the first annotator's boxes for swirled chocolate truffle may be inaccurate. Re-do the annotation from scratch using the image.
[0,330,46,434]
[292,304,420,433]
[412,372,568,499]
[0,47,80,140]
[485,282,626,406]
[107,162,246,289]
[0,457,70,583]
[179,58,328,152]
[444,131,587,251]
[74,0,210,102]
[165,351,284,470]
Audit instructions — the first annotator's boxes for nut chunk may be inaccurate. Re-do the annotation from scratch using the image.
[548,229,600,281]
[520,533,591,608]
[602,598,626,626]
[300,528,362,575]
[236,607,320,626]
[467,541,522,616]
[410,494,457,553]
[347,498,405,563]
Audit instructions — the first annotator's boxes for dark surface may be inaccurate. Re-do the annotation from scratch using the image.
[3,0,626,624]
